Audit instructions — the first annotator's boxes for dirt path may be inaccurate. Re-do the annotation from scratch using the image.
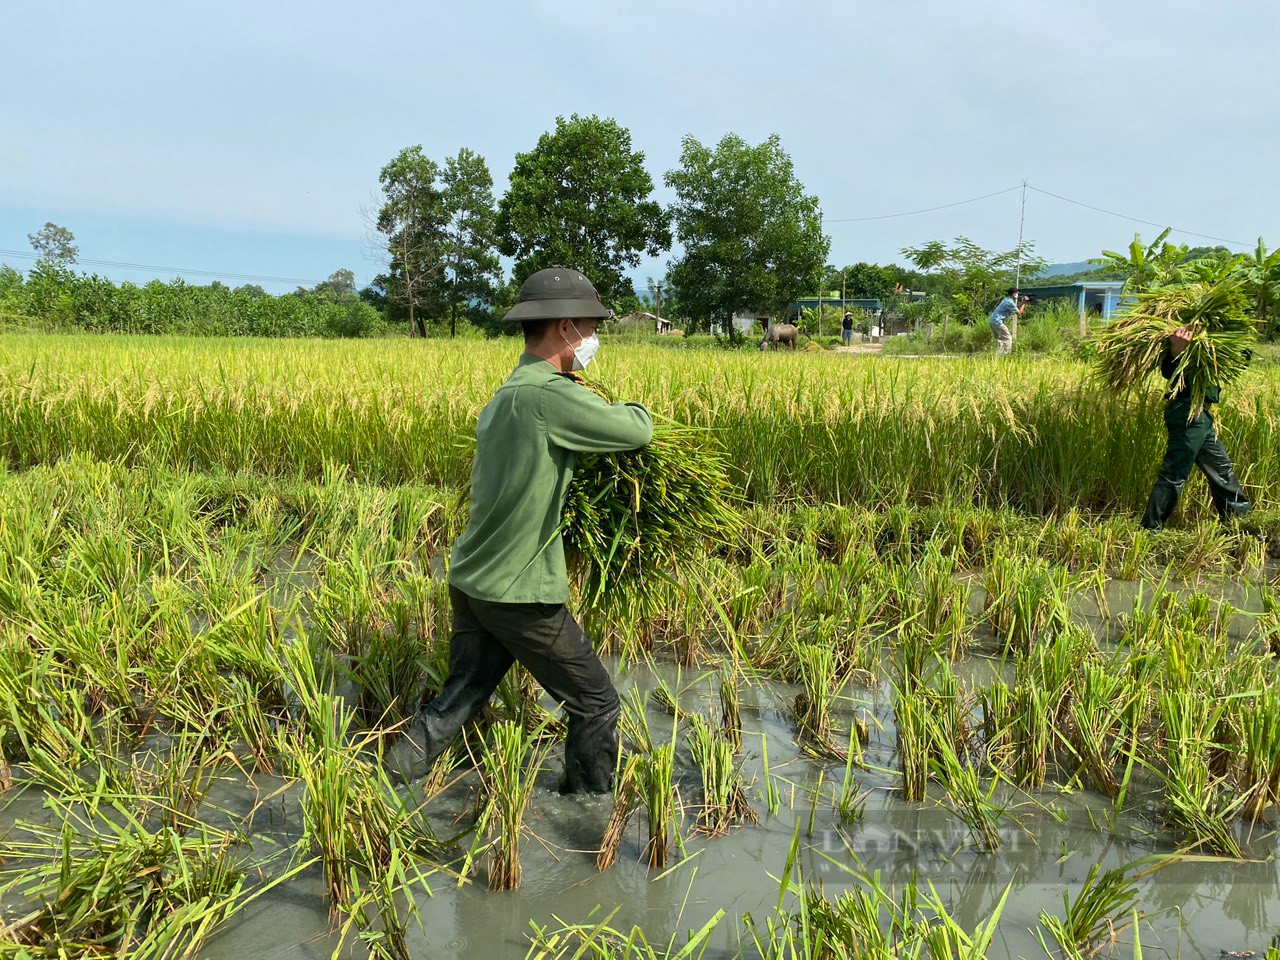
[830,341,885,355]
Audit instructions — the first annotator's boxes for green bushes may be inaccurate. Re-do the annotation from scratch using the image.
[0,267,386,338]
[882,322,991,355]
[883,300,1085,356]
[650,332,740,350]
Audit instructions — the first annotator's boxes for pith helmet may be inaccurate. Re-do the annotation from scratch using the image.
[502,266,612,322]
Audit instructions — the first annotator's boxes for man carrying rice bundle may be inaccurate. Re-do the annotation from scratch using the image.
[1141,325,1252,530]
[389,267,653,793]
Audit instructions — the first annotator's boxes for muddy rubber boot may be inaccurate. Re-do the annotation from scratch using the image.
[1140,480,1184,530]
[384,713,433,785]
[385,626,515,786]
[384,708,465,785]
[1142,403,1201,530]
[558,704,620,795]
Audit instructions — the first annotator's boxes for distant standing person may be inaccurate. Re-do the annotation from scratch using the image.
[841,311,854,345]
[1140,326,1252,529]
[988,288,1024,356]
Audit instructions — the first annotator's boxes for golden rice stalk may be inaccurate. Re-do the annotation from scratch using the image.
[1092,275,1257,417]
[596,754,642,870]
[564,421,742,600]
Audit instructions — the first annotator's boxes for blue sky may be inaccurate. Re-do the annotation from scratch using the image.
[3,0,1276,292]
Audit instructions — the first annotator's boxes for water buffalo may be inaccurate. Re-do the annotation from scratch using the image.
[760,322,799,351]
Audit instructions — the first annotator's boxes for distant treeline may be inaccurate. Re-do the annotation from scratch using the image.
[0,264,387,338]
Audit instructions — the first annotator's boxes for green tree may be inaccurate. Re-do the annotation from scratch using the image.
[496,115,671,302]
[0,264,23,303]
[1181,244,1234,263]
[313,269,357,298]
[899,240,951,337]
[882,263,931,294]
[376,146,448,337]
[901,240,947,278]
[27,222,78,269]
[901,236,1045,328]
[442,148,501,337]
[830,262,896,300]
[665,133,828,337]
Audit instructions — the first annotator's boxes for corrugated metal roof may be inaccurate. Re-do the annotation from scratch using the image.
[1021,281,1126,298]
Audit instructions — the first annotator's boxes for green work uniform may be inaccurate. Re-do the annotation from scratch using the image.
[390,355,654,793]
[449,354,654,602]
[1140,346,1250,529]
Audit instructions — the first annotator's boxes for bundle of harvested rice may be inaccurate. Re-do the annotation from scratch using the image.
[563,419,741,600]
[1092,273,1257,416]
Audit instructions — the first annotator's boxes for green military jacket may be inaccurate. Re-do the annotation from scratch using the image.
[449,354,653,604]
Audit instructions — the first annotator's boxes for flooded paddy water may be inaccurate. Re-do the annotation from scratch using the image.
[2,458,1280,958]
[6,577,1280,959]
[240,585,1280,959]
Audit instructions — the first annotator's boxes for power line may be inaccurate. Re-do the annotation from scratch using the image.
[1024,186,1251,248]
[824,182,1252,251]
[0,248,318,286]
[825,185,1024,223]
[3,179,1252,284]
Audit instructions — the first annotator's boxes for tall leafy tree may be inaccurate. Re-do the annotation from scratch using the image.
[441,148,501,337]
[900,240,947,280]
[825,262,896,300]
[899,240,950,337]
[901,237,1045,327]
[311,269,357,298]
[496,115,671,302]
[27,222,78,269]
[376,146,448,337]
[665,133,828,336]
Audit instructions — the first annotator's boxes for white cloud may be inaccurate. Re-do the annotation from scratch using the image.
[4,0,1277,269]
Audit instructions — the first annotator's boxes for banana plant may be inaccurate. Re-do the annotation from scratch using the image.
[1238,236,1280,334]
[1091,228,1187,294]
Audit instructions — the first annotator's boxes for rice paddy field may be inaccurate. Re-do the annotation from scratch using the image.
[2,332,1280,959]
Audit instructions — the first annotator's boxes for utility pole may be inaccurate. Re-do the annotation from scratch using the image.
[817,211,824,337]
[1014,178,1028,289]
[450,221,463,338]
[1013,178,1028,339]
[655,283,663,332]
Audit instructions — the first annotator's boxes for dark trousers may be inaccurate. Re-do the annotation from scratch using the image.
[417,586,619,793]
[1141,401,1251,530]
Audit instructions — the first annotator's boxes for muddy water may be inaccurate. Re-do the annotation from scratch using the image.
[6,575,1277,959]
[195,647,1280,960]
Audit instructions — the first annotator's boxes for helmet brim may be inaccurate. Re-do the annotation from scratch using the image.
[502,297,613,322]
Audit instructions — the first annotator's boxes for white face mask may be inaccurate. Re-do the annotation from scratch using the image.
[567,324,600,371]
